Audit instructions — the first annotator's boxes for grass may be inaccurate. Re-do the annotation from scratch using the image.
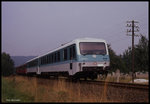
[2,76,34,102]
[104,75,132,83]
[1,75,149,102]
[98,74,149,84]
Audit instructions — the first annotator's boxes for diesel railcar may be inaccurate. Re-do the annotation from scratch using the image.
[16,38,110,80]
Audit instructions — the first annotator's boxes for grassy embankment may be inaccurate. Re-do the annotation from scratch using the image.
[2,75,148,102]
[2,76,34,102]
[2,75,113,102]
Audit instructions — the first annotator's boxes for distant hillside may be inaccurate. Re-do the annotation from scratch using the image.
[11,56,37,67]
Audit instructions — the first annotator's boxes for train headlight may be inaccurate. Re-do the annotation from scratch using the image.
[93,62,97,65]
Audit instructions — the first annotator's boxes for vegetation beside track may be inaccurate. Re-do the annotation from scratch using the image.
[2,76,34,102]
[1,75,149,103]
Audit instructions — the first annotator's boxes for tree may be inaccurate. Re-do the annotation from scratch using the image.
[122,35,149,73]
[134,35,149,72]
[122,47,132,73]
[108,44,126,73]
[2,52,15,76]
[107,44,116,72]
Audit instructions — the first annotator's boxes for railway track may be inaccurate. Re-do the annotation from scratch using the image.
[77,80,149,90]
[13,75,149,102]
[20,75,149,91]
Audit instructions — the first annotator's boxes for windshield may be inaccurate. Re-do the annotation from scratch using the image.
[79,42,106,55]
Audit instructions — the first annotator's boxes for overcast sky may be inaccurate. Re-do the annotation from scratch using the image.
[2,2,148,56]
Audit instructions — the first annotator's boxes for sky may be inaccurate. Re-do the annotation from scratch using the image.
[2,2,148,56]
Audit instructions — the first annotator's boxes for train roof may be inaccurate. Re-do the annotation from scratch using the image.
[74,37,106,42]
[26,37,106,63]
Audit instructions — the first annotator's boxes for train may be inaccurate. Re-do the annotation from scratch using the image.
[16,38,110,80]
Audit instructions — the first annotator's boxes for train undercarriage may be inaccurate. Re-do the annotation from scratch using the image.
[72,66,109,81]
[24,66,109,81]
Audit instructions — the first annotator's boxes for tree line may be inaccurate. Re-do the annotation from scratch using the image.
[1,35,149,76]
[108,35,149,74]
[2,52,15,76]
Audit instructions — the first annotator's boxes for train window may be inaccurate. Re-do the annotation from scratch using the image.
[62,50,64,60]
[53,53,55,63]
[36,59,38,65]
[72,45,76,59]
[42,57,44,65]
[41,58,42,65]
[46,56,48,64]
[44,56,46,64]
[47,55,49,63]
[50,54,52,63]
[28,59,38,67]
[43,57,44,64]
[69,47,73,60]
[69,45,76,60]
[46,56,47,64]
[57,51,60,62]
[52,53,54,63]
[55,52,57,62]
[42,57,44,64]
[45,56,47,64]
[64,48,68,61]
[43,57,45,64]
[40,58,42,65]
[47,55,49,64]
[79,42,106,55]
[49,54,52,63]
[34,60,36,66]
[48,55,50,63]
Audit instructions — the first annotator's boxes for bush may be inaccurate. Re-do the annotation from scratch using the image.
[2,52,15,76]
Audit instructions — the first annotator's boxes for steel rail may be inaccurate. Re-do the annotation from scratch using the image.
[78,80,149,90]
[16,75,149,90]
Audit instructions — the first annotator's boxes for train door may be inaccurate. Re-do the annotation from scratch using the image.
[70,58,73,75]
[37,58,40,74]
[69,45,76,75]
[37,66,40,74]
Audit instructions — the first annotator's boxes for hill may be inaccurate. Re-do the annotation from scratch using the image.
[11,56,37,67]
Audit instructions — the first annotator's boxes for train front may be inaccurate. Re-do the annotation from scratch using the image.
[76,40,110,79]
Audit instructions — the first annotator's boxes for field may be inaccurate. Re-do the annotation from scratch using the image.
[2,75,149,102]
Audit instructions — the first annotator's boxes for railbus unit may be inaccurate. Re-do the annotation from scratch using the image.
[16,38,110,80]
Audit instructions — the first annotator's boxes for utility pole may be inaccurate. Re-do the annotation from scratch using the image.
[126,20,139,83]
